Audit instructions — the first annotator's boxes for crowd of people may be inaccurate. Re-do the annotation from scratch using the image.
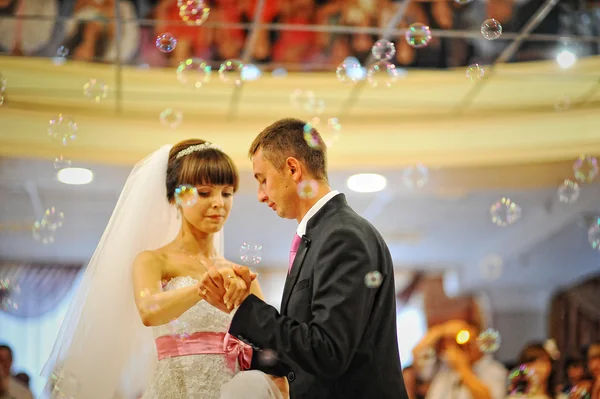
[404,320,600,399]
[0,0,598,70]
[0,345,33,399]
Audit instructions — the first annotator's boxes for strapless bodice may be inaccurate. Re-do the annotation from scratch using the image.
[152,276,233,339]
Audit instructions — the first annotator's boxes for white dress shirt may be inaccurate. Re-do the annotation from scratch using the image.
[425,356,507,399]
[296,190,340,237]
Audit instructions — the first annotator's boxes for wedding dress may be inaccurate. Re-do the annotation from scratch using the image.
[142,276,282,399]
[143,276,234,398]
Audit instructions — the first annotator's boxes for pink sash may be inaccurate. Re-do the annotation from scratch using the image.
[155,331,252,373]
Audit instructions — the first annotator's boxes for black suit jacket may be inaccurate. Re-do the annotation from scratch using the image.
[229,194,408,399]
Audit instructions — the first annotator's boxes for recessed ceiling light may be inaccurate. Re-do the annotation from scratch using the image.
[556,50,576,69]
[347,173,387,193]
[57,167,94,185]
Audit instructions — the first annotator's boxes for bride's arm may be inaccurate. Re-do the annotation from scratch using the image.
[132,251,205,326]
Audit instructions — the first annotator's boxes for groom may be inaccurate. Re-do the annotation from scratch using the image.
[211,118,407,399]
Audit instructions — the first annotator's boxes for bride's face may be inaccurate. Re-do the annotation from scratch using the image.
[181,184,234,233]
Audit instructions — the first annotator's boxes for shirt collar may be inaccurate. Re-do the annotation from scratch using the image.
[296,190,340,237]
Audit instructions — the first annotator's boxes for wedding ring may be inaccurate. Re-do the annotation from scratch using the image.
[227,275,234,279]
[200,288,207,296]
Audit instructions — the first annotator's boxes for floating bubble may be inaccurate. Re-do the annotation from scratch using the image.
[32,219,54,244]
[56,46,69,58]
[160,108,183,129]
[557,179,580,204]
[367,61,400,88]
[53,155,72,170]
[179,0,210,26]
[554,95,571,111]
[573,155,598,183]
[0,72,6,93]
[169,319,191,340]
[589,218,600,251]
[466,64,484,82]
[297,180,319,199]
[508,365,538,396]
[50,369,81,399]
[83,78,108,102]
[0,95,4,107]
[304,97,326,116]
[156,32,177,53]
[303,124,322,149]
[402,164,429,189]
[481,19,502,40]
[336,60,364,84]
[174,185,199,208]
[479,254,503,281]
[405,23,432,48]
[290,89,316,110]
[177,58,211,88]
[52,46,69,65]
[43,207,64,230]
[568,385,592,399]
[490,197,521,227]
[323,117,343,147]
[257,349,278,367]
[48,114,77,146]
[218,59,244,86]
[364,271,383,288]
[241,64,262,81]
[240,242,262,265]
[476,328,501,353]
[272,68,287,78]
[372,39,396,61]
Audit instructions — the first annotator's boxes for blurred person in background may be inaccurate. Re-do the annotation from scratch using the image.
[12,374,28,390]
[0,345,33,399]
[510,342,556,399]
[403,365,430,399]
[0,0,58,56]
[556,357,586,396]
[588,343,600,399]
[413,320,507,399]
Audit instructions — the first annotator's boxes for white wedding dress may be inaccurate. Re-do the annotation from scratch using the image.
[142,276,282,399]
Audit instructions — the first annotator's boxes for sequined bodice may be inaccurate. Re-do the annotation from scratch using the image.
[142,276,235,399]
[152,276,233,338]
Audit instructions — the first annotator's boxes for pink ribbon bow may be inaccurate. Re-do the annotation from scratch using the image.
[223,333,253,372]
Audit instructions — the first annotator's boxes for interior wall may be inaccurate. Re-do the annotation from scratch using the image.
[492,310,548,364]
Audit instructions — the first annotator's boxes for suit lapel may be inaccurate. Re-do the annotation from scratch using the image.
[281,236,310,314]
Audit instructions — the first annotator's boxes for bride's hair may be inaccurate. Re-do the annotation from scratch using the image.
[166,139,239,203]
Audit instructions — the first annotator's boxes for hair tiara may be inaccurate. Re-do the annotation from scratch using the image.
[176,142,223,159]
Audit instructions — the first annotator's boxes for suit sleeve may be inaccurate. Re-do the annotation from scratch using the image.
[228,225,381,378]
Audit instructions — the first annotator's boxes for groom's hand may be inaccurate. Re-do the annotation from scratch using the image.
[199,266,228,307]
[232,265,258,288]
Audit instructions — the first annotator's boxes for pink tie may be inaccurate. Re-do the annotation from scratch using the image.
[288,234,301,274]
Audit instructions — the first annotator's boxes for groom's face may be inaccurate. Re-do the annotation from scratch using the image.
[252,149,299,220]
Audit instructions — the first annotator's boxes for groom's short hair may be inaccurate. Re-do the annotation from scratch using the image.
[249,118,328,180]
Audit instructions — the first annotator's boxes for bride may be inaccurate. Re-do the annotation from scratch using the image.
[43,140,287,399]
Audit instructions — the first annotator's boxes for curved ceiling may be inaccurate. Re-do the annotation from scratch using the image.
[1,55,599,170]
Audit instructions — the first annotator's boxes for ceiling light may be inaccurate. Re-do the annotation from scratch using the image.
[556,50,576,69]
[347,173,387,193]
[57,167,94,185]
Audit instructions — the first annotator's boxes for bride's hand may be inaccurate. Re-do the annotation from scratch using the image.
[199,266,251,310]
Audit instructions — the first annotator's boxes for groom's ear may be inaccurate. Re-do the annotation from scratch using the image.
[285,157,302,181]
